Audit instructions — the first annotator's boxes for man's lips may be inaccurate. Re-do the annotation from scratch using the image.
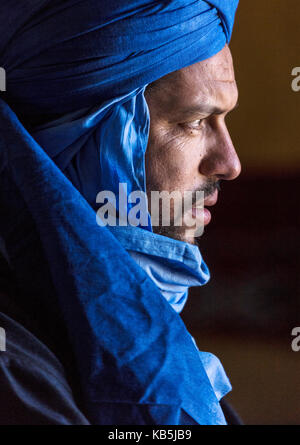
[191,190,219,226]
[204,189,218,207]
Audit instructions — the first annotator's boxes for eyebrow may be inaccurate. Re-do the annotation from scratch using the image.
[181,101,239,118]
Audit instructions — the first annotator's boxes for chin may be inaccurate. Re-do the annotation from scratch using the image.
[181,232,199,246]
[153,226,200,245]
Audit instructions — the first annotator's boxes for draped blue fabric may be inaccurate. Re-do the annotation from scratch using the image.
[32,88,151,220]
[0,0,239,425]
[1,0,238,118]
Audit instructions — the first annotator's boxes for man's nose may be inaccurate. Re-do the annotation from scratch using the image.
[199,122,241,181]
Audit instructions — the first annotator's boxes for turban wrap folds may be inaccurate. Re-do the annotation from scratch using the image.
[0,0,239,424]
[2,0,237,118]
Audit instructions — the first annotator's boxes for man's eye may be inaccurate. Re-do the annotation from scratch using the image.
[189,119,204,128]
[181,119,205,131]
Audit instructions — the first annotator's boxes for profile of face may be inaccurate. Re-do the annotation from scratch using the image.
[144,45,241,245]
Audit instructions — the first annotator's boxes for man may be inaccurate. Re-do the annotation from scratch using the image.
[145,45,240,244]
[0,0,241,424]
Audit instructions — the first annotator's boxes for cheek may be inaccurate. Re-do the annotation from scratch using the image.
[145,127,203,192]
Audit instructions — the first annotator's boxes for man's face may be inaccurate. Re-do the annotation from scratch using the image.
[144,45,241,245]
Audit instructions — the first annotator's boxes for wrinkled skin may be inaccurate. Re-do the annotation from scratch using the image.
[145,45,241,245]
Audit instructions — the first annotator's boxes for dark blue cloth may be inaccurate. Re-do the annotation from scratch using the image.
[0,100,224,424]
[1,0,238,118]
[0,311,90,425]
[0,0,239,424]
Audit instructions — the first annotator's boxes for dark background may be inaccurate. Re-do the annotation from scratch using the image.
[182,0,300,425]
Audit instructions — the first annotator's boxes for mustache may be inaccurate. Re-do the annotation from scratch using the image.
[191,180,221,206]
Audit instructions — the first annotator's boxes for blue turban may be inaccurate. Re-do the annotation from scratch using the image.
[0,0,239,425]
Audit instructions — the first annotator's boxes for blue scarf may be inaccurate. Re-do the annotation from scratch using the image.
[108,225,210,313]
[109,225,232,403]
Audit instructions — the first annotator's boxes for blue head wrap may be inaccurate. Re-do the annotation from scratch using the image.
[0,0,238,425]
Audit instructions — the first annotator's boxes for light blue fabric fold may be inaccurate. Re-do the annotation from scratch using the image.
[107,225,210,313]
[33,87,151,225]
[108,225,232,403]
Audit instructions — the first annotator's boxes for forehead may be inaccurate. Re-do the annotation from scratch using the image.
[149,45,238,117]
[180,45,236,85]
